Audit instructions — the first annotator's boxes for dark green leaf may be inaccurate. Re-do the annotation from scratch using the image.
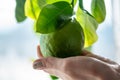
[36,1,73,34]
[25,0,41,20]
[15,0,26,22]
[76,8,98,47]
[91,0,106,23]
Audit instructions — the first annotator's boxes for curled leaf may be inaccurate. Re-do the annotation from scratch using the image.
[76,8,98,47]
[91,0,106,23]
[25,0,41,20]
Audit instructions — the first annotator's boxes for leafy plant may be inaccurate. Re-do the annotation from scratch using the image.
[15,0,106,80]
[15,0,106,47]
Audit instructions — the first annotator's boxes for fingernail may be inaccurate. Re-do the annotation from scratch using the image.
[33,61,45,69]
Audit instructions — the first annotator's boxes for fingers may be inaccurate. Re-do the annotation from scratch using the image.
[37,45,43,58]
[82,50,117,64]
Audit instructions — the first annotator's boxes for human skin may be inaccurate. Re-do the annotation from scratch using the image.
[33,46,120,80]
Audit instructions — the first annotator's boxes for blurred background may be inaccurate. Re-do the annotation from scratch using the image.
[0,0,120,80]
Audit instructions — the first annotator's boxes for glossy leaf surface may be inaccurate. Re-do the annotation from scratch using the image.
[36,1,73,33]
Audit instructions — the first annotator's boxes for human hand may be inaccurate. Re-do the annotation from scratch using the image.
[33,46,120,80]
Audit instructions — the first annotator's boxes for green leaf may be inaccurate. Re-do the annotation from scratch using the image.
[37,0,78,8]
[91,0,106,23]
[37,0,46,8]
[15,0,26,22]
[24,0,77,20]
[25,0,41,20]
[46,0,71,4]
[36,1,73,34]
[76,8,98,47]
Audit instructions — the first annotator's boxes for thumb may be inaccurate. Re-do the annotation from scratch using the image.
[33,57,61,70]
[33,57,70,80]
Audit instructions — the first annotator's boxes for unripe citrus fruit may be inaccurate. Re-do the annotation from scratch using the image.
[39,18,84,58]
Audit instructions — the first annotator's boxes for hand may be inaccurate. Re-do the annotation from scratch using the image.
[33,46,120,80]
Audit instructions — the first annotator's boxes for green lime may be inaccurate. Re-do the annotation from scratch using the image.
[39,18,84,58]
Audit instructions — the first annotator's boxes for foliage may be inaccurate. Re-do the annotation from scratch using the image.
[15,0,106,47]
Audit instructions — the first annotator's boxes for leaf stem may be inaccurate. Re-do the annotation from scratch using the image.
[71,0,74,9]
[79,0,84,10]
